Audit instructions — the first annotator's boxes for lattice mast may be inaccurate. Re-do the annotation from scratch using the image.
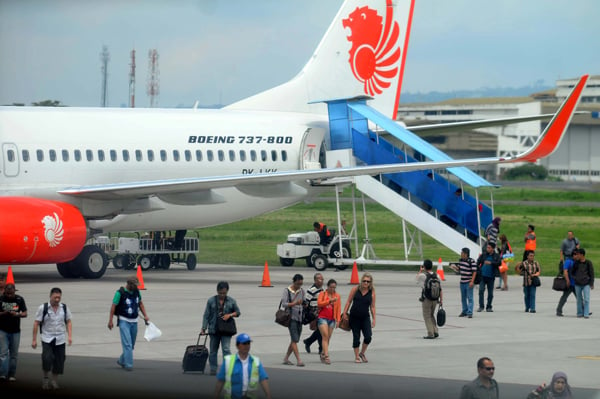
[147,49,160,108]
[100,45,110,107]
[128,49,136,108]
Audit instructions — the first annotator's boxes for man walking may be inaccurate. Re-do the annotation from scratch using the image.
[477,244,501,312]
[572,248,594,318]
[303,272,324,354]
[460,357,499,399]
[416,259,442,339]
[556,258,576,317]
[107,276,150,371]
[453,248,477,318]
[0,283,27,382]
[560,231,580,262]
[214,333,271,399]
[32,287,72,390]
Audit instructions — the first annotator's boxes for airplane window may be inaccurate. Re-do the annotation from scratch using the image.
[261,150,267,162]
[86,149,93,161]
[74,150,81,162]
[22,150,29,162]
[271,150,277,161]
[136,150,143,162]
[110,150,117,162]
[98,150,105,162]
[173,150,180,162]
[49,149,57,162]
[5,149,14,162]
[250,150,257,162]
[62,150,69,162]
[37,149,44,162]
[229,150,235,161]
[160,150,167,162]
[207,150,214,161]
[122,150,130,162]
[195,150,202,161]
[218,150,224,161]
[240,150,246,162]
[147,150,154,162]
[184,150,191,162]
[282,150,287,162]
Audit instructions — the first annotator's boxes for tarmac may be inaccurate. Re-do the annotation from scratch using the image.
[2,262,599,398]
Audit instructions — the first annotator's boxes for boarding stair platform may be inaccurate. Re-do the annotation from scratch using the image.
[323,98,497,259]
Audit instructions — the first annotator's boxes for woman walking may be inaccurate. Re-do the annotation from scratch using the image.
[316,279,341,365]
[342,272,376,363]
[515,251,541,313]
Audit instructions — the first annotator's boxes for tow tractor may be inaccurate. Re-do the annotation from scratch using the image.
[276,230,351,271]
[94,231,200,271]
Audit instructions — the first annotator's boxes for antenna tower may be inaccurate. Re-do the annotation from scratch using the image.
[129,49,136,108]
[100,45,110,107]
[147,49,160,108]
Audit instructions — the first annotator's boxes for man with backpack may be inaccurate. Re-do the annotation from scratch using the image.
[416,259,443,339]
[31,287,72,390]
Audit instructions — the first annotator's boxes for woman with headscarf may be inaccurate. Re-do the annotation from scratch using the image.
[527,371,573,399]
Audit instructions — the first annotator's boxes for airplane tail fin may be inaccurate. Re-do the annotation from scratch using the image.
[227,0,415,119]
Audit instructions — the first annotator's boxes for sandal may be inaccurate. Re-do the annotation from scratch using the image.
[282,360,293,365]
[354,357,362,363]
[359,353,368,363]
[296,362,305,367]
[324,355,331,365]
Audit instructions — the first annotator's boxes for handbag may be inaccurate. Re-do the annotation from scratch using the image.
[552,276,567,291]
[302,307,317,325]
[473,268,481,285]
[275,291,292,327]
[216,299,237,336]
[532,276,541,287]
[436,305,446,327]
[338,316,351,331]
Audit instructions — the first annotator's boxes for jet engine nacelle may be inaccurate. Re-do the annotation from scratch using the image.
[0,197,87,264]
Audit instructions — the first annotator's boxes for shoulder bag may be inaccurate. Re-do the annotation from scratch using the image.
[216,297,237,336]
[275,291,292,327]
[552,275,567,291]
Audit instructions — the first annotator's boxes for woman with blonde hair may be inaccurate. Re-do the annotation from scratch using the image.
[342,272,376,363]
[316,279,341,365]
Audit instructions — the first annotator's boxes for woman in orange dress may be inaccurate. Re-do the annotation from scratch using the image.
[316,279,341,365]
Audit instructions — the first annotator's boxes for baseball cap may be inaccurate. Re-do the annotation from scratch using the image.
[236,333,252,344]
[127,276,139,285]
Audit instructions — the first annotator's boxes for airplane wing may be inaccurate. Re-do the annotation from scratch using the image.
[58,74,588,200]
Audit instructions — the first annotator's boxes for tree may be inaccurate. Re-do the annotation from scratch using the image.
[503,164,548,180]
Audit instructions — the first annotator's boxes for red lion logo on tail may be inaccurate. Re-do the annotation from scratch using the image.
[342,0,400,96]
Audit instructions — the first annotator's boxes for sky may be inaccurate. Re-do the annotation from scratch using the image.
[0,0,598,108]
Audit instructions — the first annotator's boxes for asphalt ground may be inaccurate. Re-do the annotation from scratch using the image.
[2,263,600,398]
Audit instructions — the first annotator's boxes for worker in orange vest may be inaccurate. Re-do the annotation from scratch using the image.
[523,224,536,261]
[313,222,332,245]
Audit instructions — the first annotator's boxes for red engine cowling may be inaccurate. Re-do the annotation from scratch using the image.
[0,197,87,264]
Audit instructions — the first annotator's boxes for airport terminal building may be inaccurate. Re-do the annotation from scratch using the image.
[397,75,600,182]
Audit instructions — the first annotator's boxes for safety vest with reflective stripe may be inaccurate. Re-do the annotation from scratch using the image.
[223,354,260,399]
[525,232,536,251]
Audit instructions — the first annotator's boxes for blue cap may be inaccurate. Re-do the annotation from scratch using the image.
[236,333,252,344]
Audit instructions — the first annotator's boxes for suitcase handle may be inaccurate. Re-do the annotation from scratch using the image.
[196,332,208,346]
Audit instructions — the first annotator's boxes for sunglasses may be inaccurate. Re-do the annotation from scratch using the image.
[484,367,495,371]
[362,280,371,283]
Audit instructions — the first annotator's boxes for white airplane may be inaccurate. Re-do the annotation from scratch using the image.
[0,0,589,279]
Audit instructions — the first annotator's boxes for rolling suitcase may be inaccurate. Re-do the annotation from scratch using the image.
[182,333,209,373]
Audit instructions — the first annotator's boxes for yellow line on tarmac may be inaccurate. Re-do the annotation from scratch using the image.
[576,355,600,360]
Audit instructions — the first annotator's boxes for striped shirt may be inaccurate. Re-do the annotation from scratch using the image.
[457,257,477,284]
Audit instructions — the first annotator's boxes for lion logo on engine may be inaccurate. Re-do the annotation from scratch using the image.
[342,1,401,95]
[41,212,64,247]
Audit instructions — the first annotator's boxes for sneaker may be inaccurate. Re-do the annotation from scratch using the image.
[303,339,311,354]
[477,308,483,312]
[8,377,16,382]
[42,378,50,390]
[467,314,473,318]
[458,313,466,317]
[486,308,493,312]
[50,380,60,390]
[525,309,529,313]
[556,312,563,317]
[530,310,536,313]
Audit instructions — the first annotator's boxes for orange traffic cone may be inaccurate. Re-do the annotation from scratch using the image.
[259,261,273,287]
[437,258,446,281]
[136,265,146,290]
[6,265,15,285]
[349,262,359,285]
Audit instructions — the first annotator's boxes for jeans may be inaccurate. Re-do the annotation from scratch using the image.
[479,277,494,309]
[460,282,474,315]
[0,330,20,378]
[209,334,231,372]
[118,320,138,369]
[523,285,537,311]
[575,284,591,317]
[556,286,576,314]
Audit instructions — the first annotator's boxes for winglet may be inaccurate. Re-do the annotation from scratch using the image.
[508,74,589,163]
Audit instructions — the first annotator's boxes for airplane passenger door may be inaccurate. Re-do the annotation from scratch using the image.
[1,143,20,177]
[299,128,327,170]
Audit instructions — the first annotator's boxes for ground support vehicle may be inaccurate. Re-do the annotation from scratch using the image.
[94,233,199,271]
[276,230,351,271]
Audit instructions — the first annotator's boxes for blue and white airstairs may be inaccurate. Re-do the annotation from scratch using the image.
[320,97,496,266]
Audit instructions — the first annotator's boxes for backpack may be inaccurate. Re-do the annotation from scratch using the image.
[40,302,67,333]
[423,273,441,300]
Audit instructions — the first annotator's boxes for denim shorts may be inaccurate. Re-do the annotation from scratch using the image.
[317,318,336,328]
